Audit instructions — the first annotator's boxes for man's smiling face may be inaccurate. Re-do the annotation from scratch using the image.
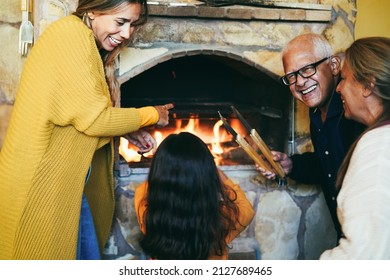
[282,44,336,110]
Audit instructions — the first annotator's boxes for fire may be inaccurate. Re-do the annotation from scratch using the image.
[118,137,142,163]
[119,118,238,163]
[211,120,224,155]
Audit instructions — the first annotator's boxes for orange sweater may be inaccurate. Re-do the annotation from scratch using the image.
[134,178,255,259]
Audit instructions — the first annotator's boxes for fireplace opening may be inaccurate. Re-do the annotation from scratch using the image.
[119,54,291,167]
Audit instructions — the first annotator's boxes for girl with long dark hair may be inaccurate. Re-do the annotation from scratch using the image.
[134,132,255,259]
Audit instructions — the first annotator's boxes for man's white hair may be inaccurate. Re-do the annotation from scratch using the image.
[282,33,334,59]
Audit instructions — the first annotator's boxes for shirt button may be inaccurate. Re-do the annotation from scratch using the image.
[325,151,329,155]
[318,129,321,132]
[332,197,335,200]
[328,174,332,178]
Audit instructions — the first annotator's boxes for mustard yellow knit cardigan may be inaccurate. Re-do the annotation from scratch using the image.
[0,15,158,259]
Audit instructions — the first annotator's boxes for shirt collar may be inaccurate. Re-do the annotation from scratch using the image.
[311,92,343,120]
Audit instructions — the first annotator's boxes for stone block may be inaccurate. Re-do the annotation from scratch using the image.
[305,192,337,259]
[0,104,13,149]
[280,9,306,21]
[256,190,301,259]
[198,6,226,18]
[166,6,198,17]
[226,7,253,20]
[148,4,168,15]
[251,8,281,20]
[306,10,333,22]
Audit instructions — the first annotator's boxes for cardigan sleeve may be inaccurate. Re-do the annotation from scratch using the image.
[84,106,158,137]
[29,16,158,136]
[320,127,390,259]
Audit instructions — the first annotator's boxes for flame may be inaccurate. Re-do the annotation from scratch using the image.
[118,117,240,163]
[211,120,223,155]
[118,137,142,162]
[154,131,163,145]
[182,118,199,132]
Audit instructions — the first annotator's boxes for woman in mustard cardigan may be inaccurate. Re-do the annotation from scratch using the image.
[0,0,173,259]
[135,132,255,259]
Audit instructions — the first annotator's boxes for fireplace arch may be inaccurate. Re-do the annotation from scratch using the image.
[119,48,292,153]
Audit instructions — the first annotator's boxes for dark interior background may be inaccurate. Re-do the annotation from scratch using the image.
[120,55,292,151]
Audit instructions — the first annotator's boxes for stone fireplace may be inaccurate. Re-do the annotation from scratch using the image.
[32,0,357,259]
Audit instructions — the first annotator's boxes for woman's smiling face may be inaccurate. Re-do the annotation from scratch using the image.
[336,62,368,124]
[88,3,141,51]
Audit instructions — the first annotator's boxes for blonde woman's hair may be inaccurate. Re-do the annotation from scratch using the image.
[336,37,390,189]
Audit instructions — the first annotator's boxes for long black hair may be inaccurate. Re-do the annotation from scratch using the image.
[139,132,239,259]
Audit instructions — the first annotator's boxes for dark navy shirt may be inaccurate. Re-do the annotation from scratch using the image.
[311,93,350,191]
[289,93,365,239]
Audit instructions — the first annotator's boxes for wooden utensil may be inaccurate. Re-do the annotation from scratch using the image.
[231,106,286,179]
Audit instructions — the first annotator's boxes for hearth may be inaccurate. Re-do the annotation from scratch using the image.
[118,54,291,168]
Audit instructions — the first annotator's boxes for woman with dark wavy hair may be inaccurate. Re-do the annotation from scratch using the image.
[134,132,255,259]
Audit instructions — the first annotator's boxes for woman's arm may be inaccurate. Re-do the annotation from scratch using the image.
[219,170,255,243]
[320,128,390,259]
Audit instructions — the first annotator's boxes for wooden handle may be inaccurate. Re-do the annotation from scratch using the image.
[235,135,271,172]
[250,129,286,178]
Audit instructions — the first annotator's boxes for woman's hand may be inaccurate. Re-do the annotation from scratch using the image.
[123,130,157,154]
[154,103,174,127]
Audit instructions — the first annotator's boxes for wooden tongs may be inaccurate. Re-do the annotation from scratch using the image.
[218,106,286,185]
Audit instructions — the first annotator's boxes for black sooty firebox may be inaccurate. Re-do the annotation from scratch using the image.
[119,54,291,167]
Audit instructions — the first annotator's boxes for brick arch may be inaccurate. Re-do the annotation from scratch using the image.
[117,46,280,85]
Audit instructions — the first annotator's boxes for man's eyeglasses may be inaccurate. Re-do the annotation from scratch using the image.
[280,57,330,86]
